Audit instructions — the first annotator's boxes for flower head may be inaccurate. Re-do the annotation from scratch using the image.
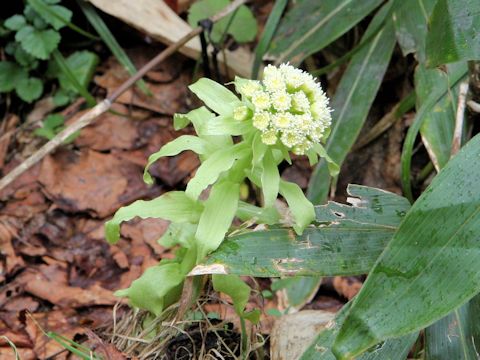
[237,64,332,153]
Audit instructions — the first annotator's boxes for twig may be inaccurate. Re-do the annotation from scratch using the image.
[467,100,480,113]
[451,82,469,157]
[0,0,247,192]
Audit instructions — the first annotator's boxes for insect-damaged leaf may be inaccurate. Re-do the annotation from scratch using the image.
[191,185,410,277]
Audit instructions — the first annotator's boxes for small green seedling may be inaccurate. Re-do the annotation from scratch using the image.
[34,113,79,143]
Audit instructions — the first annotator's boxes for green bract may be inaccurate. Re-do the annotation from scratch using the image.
[105,64,338,315]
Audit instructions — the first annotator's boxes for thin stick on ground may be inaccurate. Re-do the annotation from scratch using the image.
[451,82,469,157]
[0,0,247,192]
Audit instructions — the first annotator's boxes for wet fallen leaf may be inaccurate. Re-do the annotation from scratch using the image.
[25,310,84,359]
[17,265,118,308]
[39,149,151,218]
[95,61,190,115]
[0,218,25,277]
[74,105,139,151]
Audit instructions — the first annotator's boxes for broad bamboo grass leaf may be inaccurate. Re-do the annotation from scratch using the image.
[333,134,480,359]
[193,185,410,277]
[416,64,460,171]
[400,64,467,202]
[425,295,480,360]
[300,304,418,360]
[251,0,288,78]
[52,50,96,107]
[28,0,99,39]
[426,0,480,67]
[268,0,383,65]
[312,0,401,77]
[77,0,151,95]
[307,3,396,204]
[392,0,437,63]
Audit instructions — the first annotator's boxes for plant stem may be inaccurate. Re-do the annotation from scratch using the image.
[240,317,248,358]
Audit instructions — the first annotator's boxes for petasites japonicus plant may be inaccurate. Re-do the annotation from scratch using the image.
[104,64,337,317]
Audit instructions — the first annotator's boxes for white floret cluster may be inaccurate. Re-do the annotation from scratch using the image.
[237,64,332,155]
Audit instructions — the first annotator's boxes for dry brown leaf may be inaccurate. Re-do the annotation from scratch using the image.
[88,0,253,77]
[39,149,152,218]
[25,310,84,359]
[0,219,24,276]
[95,66,190,115]
[74,105,139,151]
[0,347,36,360]
[332,276,363,300]
[17,265,117,308]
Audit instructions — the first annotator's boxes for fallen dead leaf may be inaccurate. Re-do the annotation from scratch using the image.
[74,105,139,151]
[39,149,153,218]
[0,218,25,277]
[16,265,118,308]
[25,310,84,359]
[95,60,190,115]
[333,276,363,300]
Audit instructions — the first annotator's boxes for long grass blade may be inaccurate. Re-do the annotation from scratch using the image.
[77,0,151,96]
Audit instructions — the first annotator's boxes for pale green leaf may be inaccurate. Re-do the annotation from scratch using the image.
[196,181,240,260]
[261,149,279,208]
[333,134,480,359]
[198,115,252,136]
[235,201,280,225]
[189,78,239,116]
[279,180,315,235]
[212,274,251,316]
[185,144,249,200]
[105,192,204,244]
[116,263,184,316]
[143,135,215,184]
